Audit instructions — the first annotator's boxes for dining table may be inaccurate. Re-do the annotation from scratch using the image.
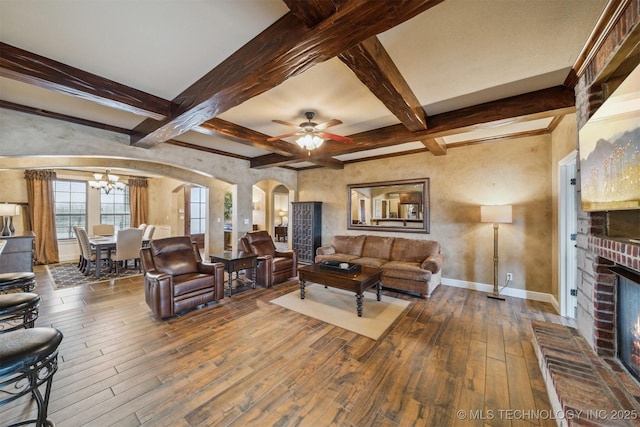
[89,235,149,279]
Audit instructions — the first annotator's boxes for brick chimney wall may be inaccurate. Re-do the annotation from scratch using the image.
[575,0,639,355]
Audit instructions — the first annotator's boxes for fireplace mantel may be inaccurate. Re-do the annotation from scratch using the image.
[589,236,640,273]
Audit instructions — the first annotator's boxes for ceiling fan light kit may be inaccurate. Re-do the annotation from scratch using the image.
[270,111,352,151]
[296,133,324,150]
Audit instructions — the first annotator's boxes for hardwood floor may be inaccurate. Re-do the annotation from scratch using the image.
[2,266,574,426]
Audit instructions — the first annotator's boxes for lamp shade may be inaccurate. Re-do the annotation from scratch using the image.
[0,203,17,216]
[480,205,512,224]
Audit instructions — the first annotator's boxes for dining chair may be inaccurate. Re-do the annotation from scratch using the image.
[72,225,84,270]
[142,225,155,241]
[138,223,147,232]
[111,228,144,273]
[76,227,111,276]
[93,223,114,236]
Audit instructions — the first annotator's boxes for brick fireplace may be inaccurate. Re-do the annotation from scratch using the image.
[531,2,640,423]
[573,0,639,360]
[584,221,640,358]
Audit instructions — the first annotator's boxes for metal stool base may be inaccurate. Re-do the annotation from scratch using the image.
[0,328,63,427]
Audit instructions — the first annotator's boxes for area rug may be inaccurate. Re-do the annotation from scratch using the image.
[270,284,411,340]
[46,262,142,289]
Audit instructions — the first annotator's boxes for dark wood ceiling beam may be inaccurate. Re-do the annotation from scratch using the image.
[287,0,432,148]
[0,42,171,120]
[165,139,250,161]
[421,137,447,155]
[250,152,344,169]
[0,100,132,134]
[195,118,302,157]
[283,0,350,26]
[130,0,446,148]
[343,85,576,151]
[446,128,549,149]
[196,118,344,169]
[339,37,429,131]
[250,85,575,167]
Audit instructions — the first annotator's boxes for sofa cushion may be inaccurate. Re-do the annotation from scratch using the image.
[273,256,294,273]
[172,273,216,297]
[382,261,432,282]
[391,238,439,263]
[351,257,388,268]
[331,235,366,257]
[361,236,394,259]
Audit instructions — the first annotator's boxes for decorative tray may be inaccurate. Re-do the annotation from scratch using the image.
[319,260,361,274]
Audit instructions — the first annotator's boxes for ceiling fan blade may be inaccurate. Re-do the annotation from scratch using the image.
[318,132,352,143]
[272,119,300,129]
[315,119,342,130]
[267,132,301,141]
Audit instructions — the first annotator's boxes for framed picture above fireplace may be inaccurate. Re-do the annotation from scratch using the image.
[578,64,640,212]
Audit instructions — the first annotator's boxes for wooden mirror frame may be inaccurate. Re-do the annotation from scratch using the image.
[347,178,430,233]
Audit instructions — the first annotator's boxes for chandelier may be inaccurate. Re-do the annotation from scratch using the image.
[296,133,324,150]
[89,169,126,194]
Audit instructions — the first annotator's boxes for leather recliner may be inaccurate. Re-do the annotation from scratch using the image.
[140,236,225,319]
[239,231,297,287]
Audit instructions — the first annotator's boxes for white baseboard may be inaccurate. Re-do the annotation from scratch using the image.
[441,277,558,307]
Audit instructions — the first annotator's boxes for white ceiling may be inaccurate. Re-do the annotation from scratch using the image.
[0,0,608,168]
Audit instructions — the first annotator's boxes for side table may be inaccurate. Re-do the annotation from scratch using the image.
[209,251,258,296]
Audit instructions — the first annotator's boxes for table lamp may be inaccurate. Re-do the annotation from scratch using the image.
[0,203,17,236]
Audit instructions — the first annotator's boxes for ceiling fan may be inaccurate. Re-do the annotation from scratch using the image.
[267,112,352,150]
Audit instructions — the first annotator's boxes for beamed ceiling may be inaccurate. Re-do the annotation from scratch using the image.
[0,0,610,170]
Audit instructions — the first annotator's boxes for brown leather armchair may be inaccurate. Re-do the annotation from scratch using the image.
[140,236,225,319]
[239,231,297,287]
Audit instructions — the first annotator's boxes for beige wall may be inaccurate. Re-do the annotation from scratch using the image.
[298,133,558,295]
[0,108,577,301]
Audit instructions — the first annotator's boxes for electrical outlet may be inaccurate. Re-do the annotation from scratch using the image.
[506,273,513,281]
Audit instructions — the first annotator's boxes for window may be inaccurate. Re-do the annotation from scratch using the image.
[54,180,87,240]
[190,187,206,234]
[100,187,130,231]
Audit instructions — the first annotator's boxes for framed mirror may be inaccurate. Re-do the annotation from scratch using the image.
[347,178,430,233]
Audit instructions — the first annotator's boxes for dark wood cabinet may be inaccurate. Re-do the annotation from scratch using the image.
[291,202,322,264]
[0,233,34,273]
[274,226,287,242]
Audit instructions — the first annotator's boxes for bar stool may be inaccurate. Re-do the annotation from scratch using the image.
[0,272,37,293]
[0,293,40,332]
[0,327,63,427]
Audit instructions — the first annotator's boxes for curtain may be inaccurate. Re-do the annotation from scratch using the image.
[129,177,148,228]
[24,169,59,264]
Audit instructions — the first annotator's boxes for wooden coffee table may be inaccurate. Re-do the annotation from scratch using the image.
[297,263,383,317]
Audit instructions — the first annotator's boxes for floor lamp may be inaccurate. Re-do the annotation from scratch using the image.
[481,205,512,300]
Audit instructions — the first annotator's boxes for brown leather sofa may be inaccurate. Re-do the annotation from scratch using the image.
[239,231,297,287]
[140,236,225,319]
[315,235,445,298]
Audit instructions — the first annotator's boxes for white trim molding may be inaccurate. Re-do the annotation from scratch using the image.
[441,277,559,310]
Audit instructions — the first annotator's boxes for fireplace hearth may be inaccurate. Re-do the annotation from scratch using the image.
[614,266,640,382]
